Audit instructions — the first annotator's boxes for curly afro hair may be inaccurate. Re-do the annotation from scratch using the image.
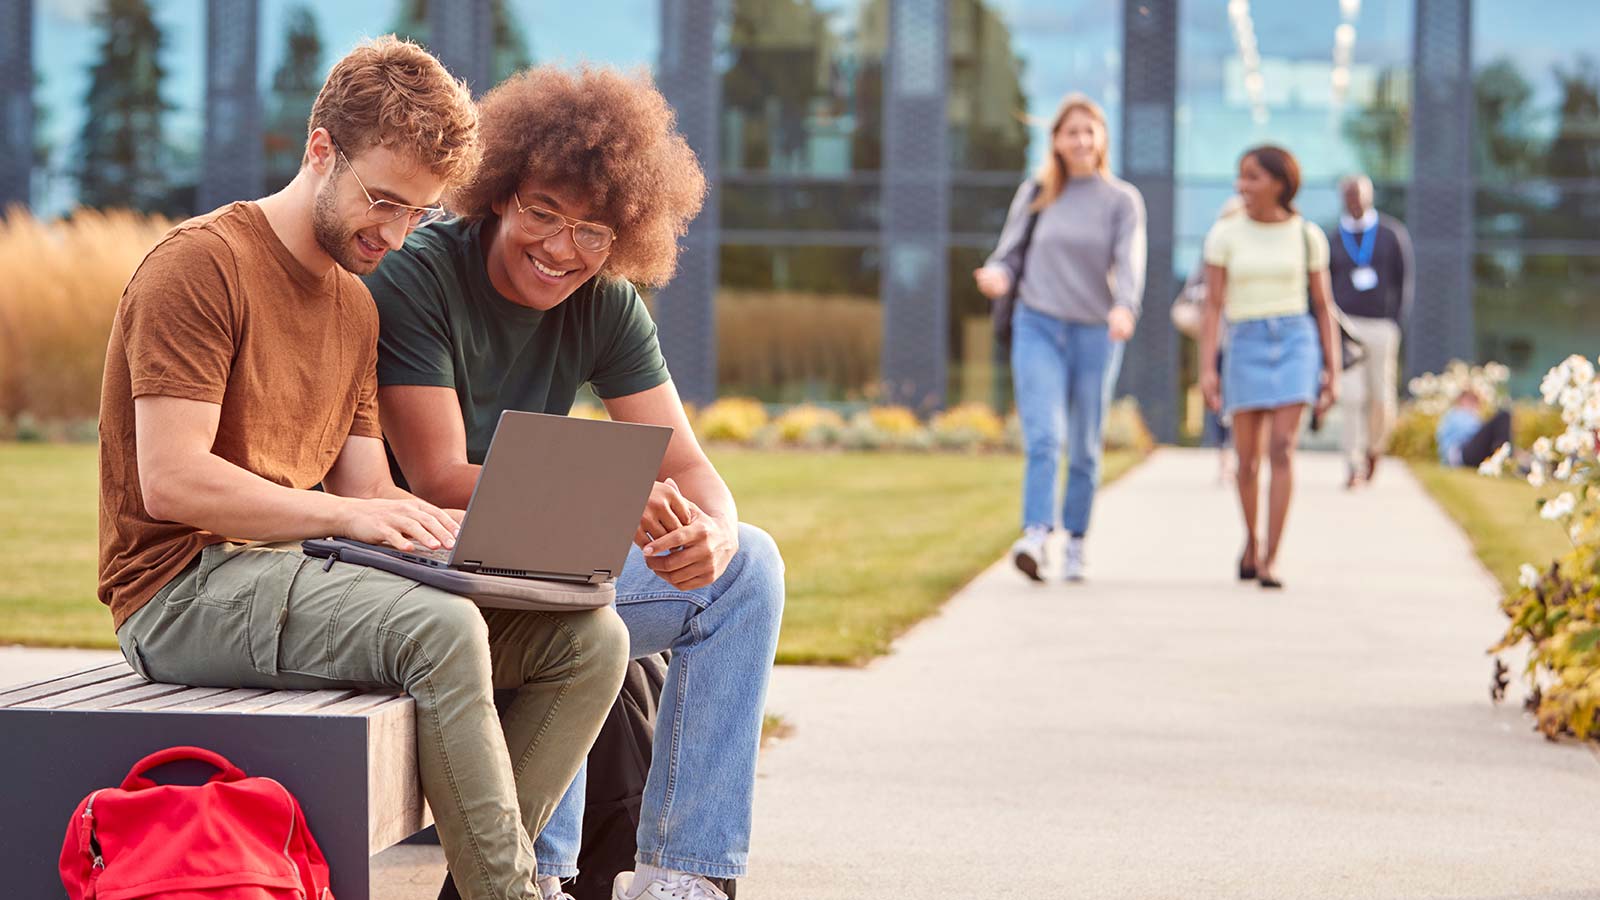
[450,66,707,288]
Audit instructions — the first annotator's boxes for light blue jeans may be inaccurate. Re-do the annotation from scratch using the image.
[1011,302,1124,537]
[535,523,786,880]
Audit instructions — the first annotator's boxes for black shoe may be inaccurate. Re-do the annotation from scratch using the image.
[1258,574,1283,589]
[1238,558,1257,581]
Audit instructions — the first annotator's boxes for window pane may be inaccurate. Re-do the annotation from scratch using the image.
[719,0,885,176]
[1475,252,1600,395]
[1176,0,1413,184]
[948,0,1120,175]
[721,177,880,232]
[1473,1,1600,186]
[718,244,881,402]
[504,0,659,72]
[1477,182,1600,243]
[258,2,411,194]
[34,0,206,217]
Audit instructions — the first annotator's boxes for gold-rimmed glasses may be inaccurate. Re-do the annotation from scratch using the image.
[329,135,449,228]
[511,191,616,253]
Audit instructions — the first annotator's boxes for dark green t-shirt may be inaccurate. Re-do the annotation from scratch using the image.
[363,218,670,467]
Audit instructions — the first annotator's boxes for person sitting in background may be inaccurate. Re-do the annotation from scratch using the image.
[1436,389,1512,468]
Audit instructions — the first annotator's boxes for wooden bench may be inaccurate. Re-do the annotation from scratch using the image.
[0,661,432,899]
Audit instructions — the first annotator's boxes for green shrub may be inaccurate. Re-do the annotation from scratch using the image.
[1514,400,1567,452]
[1388,407,1440,461]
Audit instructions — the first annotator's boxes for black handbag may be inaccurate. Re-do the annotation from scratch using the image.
[991,181,1043,349]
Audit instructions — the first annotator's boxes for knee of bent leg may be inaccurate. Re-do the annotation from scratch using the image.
[562,605,630,686]
[403,590,492,678]
[733,523,787,622]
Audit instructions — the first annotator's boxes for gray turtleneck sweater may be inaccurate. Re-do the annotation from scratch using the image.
[986,173,1148,324]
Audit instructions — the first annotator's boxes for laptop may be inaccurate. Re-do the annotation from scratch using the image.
[311,411,672,588]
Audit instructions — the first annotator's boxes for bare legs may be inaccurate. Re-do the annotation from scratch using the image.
[1231,403,1307,585]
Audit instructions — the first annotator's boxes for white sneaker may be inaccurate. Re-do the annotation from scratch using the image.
[538,875,576,900]
[613,871,728,900]
[1063,536,1086,582]
[1011,525,1051,582]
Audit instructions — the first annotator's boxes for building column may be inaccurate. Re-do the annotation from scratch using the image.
[1408,0,1475,378]
[1119,0,1179,443]
[198,0,261,210]
[654,0,722,405]
[428,0,493,94]
[881,0,950,410]
[0,0,33,209]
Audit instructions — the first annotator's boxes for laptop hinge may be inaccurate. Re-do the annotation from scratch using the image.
[459,561,482,573]
[590,570,612,584]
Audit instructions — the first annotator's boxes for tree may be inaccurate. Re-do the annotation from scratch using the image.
[1473,58,1540,181]
[1546,56,1600,180]
[263,4,324,193]
[1342,67,1410,182]
[388,0,531,86]
[77,0,172,211]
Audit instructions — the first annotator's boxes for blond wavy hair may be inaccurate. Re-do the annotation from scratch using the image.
[1030,93,1112,213]
[307,35,481,186]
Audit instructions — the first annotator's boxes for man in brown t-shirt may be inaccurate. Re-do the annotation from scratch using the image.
[100,37,627,900]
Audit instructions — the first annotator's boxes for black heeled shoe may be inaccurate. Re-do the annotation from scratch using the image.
[1258,573,1283,589]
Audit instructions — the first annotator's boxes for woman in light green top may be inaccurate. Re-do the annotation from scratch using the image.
[1198,145,1340,589]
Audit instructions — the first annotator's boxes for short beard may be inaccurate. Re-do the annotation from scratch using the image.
[311,180,377,275]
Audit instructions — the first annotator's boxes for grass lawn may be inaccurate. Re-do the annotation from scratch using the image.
[0,442,1139,664]
[1408,460,1575,598]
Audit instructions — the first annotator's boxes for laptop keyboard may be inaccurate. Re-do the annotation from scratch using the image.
[410,545,452,563]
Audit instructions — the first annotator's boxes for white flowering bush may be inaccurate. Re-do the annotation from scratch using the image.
[1486,354,1600,740]
[1407,360,1510,415]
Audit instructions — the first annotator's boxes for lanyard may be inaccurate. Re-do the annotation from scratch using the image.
[1339,222,1377,268]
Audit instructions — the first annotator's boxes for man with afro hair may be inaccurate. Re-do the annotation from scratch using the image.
[365,65,785,900]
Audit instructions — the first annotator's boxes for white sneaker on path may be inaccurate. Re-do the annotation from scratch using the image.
[613,871,728,900]
[1063,536,1086,582]
[1012,525,1051,582]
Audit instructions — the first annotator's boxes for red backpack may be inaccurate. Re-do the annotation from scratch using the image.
[59,746,334,900]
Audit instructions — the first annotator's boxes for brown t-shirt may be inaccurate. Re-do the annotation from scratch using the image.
[98,201,382,630]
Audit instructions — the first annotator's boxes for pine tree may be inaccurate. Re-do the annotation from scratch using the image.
[388,0,531,87]
[77,0,171,211]
[263,4,324,192]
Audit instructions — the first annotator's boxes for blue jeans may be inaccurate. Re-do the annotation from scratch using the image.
[1011,303,1124,536]
[535,523,785,880]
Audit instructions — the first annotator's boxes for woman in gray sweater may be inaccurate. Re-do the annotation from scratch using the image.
[975,93,1146,583]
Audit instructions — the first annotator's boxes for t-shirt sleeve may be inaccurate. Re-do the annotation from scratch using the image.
[365,250,456,389]
[349,341,383,439]
[121,229,239,404]
[1202,220,1231,268]
[1304,221,1331,273]
[589,281,672,399]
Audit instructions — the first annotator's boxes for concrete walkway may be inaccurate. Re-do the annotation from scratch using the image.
[8,449,1599,898]
[748,448,1600,899]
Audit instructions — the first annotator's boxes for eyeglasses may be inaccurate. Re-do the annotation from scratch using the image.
[329,135,449,229]
[511,192,616,253]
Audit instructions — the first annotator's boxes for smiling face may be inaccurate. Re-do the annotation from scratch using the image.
[310,140,448,275]
[1052,108,1105,176]
[484,181,613,310]
[1235,154,1285,219]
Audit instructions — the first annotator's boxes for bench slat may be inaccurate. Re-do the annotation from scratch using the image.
[74,681,195,711]
[366,697,430,852]
[114,686,238,711]
[13,674,148,710]
[262,690,362,714]
[162,688,274,712]
[0,663,130,707]
[315,692,407,717]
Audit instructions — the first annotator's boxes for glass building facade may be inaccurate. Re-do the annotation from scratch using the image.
[4,0,1598,436]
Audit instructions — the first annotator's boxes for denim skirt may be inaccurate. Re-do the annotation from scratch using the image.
[1222,314,1322,417]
